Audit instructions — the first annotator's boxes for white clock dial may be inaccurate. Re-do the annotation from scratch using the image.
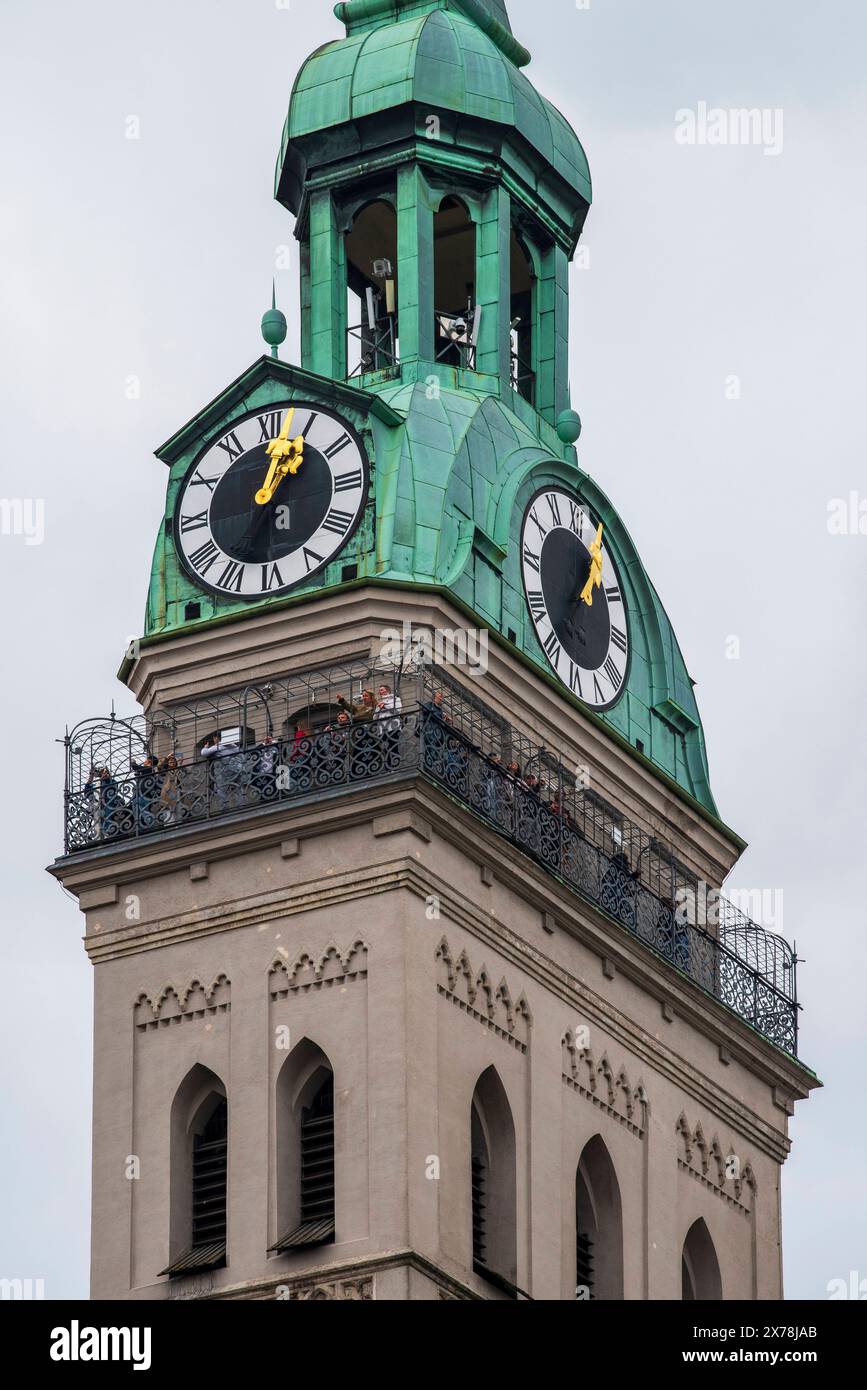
[174,400,369,599]
[520,487,629,710]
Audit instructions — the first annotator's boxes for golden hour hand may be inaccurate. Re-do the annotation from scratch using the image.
[254,408,304,506]
[579,523,604,606]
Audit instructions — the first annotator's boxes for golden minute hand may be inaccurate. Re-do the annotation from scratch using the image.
[255,409,305,506]
[579,523,604,606]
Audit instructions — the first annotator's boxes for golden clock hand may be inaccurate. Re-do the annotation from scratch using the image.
[254,408,305,506]
[579,523,604,606]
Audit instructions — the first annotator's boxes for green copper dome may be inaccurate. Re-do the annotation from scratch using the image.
[277,2,591,215]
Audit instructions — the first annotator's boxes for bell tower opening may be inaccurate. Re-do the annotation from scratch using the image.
[509,231,535,405]
[434,197,479,370]
[345,199,398,378]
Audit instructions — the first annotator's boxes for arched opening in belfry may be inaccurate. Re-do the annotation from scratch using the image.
[681,1218,723,1300]
[345,199,398,377]
[272,1038,336,1251]
[470,1065,517,1291]
[575,1135,624,1299]
[163,1063,228,1277]
[434,196,479,369]
[510,231,535,405]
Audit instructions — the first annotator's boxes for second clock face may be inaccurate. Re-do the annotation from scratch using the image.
[521,487,630,710]
[174,400,369,599]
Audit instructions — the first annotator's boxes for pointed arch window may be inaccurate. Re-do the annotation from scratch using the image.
[575,1135,623,1299]
[470,1067,518,1296]
[682,1218,722,1300]
[160,1067,228,1278]
[272,1040,336,1252]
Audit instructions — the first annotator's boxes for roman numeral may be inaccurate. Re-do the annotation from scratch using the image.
[322,508,353,536]
[610,625,628,654]
[527,590,546,619]
[261,562,284,591]
[180,511,209,533]
[323,432,352,459]
[190,470,218,492]
[603,655,622,689]
[302,546,323,572]
[593,675,605,704]
[605,585,622,604]
[567,499,581,533]
[217,560,245,593]
[189,539,220,576]
[543,630,561,665]
[528,509,548,541]
[257,411,283,442]
[215,431,244,462]
[546,493,562,527]
[522,543,541,573]
[301,412,317,439]
[567,661,583,697]
[334,469,362,493]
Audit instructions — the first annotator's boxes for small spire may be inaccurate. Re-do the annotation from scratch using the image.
[261,280,288,359]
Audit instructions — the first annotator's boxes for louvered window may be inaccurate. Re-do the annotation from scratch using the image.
[576,1231,595,1298]
[192,1099,228,1247]
[471,1152,487,1269]
[300,1076,334,1224]
[270,1073,335,1252]
[159,1094,228,1278]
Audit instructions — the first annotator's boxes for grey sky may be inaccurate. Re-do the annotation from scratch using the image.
[1,0,864,1299]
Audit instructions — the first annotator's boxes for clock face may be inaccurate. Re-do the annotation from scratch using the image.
[174,400,369,599]
[520,487,630,710]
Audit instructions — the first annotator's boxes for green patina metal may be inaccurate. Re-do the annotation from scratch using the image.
[141,0,722,819]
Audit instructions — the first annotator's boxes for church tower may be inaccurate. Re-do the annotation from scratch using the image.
[52,0,816,1301]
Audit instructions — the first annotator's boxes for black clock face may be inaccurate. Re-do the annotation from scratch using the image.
[520,488,630,710]
[174,400,369,599]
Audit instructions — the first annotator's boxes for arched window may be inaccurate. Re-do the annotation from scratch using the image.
[161,1065,228,1278]
[272,1039,336,1252]
[509,232,535,404]
[434,197,479,369]
[470,1066,517,1294]
[346,200,398,376]
[575,1135,623,1299]
[682,1218,722,1300]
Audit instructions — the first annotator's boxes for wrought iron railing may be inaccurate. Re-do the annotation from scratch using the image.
[60,662,798,1054]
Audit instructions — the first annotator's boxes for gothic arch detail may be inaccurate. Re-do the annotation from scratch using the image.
[269,940,368,997]
[676,1112,757,1211]
[561,1030,647,1136]
[436,938,532,1052]
[134,973,230,1030]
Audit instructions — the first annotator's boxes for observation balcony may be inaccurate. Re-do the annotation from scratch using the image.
[60,662,799,1056]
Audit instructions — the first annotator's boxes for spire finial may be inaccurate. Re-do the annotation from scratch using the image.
[261,280,287,359]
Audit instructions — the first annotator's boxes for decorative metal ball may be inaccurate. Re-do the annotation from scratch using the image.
[556,409,582,445]
[261,306,287,348]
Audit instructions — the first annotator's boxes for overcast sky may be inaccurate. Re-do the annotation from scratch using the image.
[1,0,864,1300]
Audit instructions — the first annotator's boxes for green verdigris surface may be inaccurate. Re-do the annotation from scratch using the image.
[141,0,720,818]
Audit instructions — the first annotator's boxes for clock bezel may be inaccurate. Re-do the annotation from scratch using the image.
[173,397,371,601]
[519,483,631,713]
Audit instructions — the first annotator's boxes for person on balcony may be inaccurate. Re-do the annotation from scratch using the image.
[158,754,185,825]
[253,733,279,802]
[201,731,239,811]
[418,687,451,774]
[374,683,403,769]
[322,709,352,784]
[337,689,376,723]
[130,753,159,832]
